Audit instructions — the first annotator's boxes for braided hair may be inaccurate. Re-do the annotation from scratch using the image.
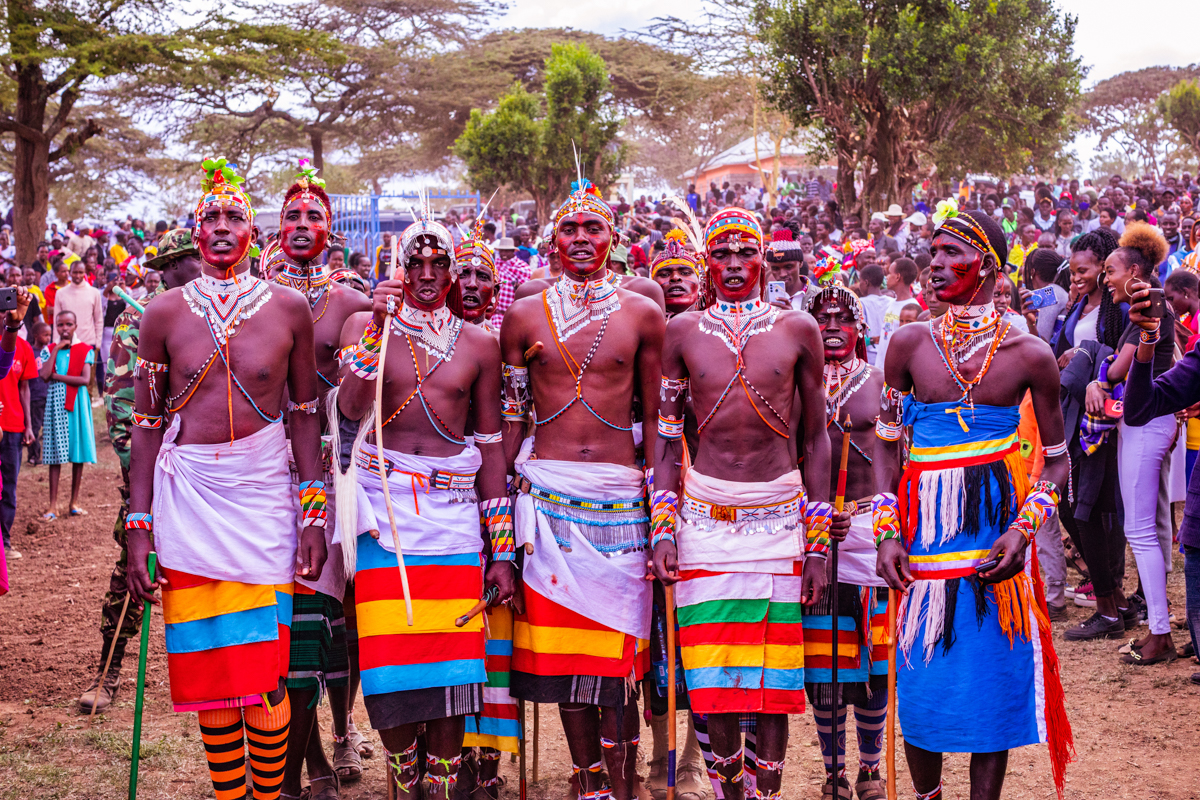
[1069,227,1124,349]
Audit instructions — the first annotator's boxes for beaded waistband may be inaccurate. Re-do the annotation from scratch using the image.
[680,490,804,535]
[355,449,478,491]
[516,474,648,557]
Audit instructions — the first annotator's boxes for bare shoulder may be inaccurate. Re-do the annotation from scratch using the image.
[619,275,665,309]
[458,319,501,360]
[514,277,552,301]
[270,282,312,315]
[1004,327,1058,371]
[140,286,188,328]
[329,283,371,313]
[891,319,930,349]
[505,290,545,322]
[775,306,819,336]
[340,310,373,347]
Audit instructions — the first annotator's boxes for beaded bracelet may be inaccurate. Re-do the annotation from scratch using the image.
[650,489,678,548]
[132,411,163,429]
[125,512,153,531]
[474,430,503,445]
[479,497,516,561]
[875,417,902,442]
[349,319,384,380]
[658,414,685,441]
[1139,327,1160,345]
[288,398,319,415]
[501,364,530,422]
[1010,480,1060,545]
[803,500,833,557]
[660,376,689,403]
[298,480,328,529]
[871,492,901,548]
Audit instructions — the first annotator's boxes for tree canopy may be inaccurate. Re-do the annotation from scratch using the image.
[1157,78,1200,166]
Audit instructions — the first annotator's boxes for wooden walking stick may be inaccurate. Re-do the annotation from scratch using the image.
[518,700,528,800]
[829,418,852,788]
[886,588,899,800]
[377,236,414,626]
[93,593,131,718]
[128,552,156,800]
[532,702,540,783]
[665,583,677,800]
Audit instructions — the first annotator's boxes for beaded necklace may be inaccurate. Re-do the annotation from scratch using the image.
[183,272,273,345]
[939,302,1001,364]
[696,298,789,438]
[395,303,463,363]
[274,258,330,306]
[824,355,870,418]
[546,272,621,342]
[931,307,1010,411]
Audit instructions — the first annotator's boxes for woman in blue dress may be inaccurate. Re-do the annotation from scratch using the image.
[40,310,96,520]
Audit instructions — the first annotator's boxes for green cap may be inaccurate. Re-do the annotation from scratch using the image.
[611,245,629,264]
[144,229,197,270]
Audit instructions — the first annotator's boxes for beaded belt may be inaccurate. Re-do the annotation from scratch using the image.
[355,449,478,491]
[681,491,803,535]
[515,474,648,557]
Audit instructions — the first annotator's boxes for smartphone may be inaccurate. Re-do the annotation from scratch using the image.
[767,281,788,305]
[1025,285,1058,310]
[1145,287,1166,319]
[1104,398,1124,418]
[974,557,1001,574]
[0,286,17,312]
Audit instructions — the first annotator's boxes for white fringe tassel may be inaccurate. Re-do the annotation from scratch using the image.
[917,467,964,547]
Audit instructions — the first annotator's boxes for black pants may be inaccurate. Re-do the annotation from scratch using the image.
[1062,441,1126,599]
[0,429,22,548]
[26,396,44,464]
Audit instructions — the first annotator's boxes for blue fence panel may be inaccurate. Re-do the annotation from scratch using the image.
[329,192,481,264]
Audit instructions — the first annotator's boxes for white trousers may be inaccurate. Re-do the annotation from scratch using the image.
[1118,415,1177,635]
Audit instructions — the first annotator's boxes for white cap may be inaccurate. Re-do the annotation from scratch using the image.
[870,211,889,222]
[905,212,927,226]
[886,204,904,217]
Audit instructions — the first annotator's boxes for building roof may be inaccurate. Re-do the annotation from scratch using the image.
[693,134,811,174]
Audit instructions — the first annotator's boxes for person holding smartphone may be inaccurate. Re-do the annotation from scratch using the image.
[1086,222,1178,664]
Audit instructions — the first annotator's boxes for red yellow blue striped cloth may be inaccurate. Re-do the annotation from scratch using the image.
[463,605,521,753]
[160,567,293,712]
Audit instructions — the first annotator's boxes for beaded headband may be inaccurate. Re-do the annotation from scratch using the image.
[454,237,498,281]
[705,208,763,253]
[651,229,701,277]
[280,158,332,228]
[553,178,615,231]
[399,187,458,277]
[932,199,1003,269]
[804,283,867,333]
[194,157,254,227]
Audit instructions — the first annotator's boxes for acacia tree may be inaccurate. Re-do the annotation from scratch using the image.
[1158,78,1200,164]
[453,43,626,225]
[756,0,1082,215]
[0,0,209,263]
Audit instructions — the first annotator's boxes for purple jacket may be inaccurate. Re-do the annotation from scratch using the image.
[1125,345,1200,548]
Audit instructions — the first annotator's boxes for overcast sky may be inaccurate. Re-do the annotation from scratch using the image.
[501,0,1196,85]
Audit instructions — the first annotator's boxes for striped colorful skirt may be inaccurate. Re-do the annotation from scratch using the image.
[354,534,486,729]
[802,583,889,708]
[160,567,293,712]
[511,585,650,708]
[463,605,521,754]
[676,570,806,715]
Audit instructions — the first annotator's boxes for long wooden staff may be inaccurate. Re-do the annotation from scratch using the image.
[886,588,898,800]
[377,236,414,626]
[128,552,156,800]
[830,419,852,787]
[518,700,528,800]
[93,593,131,718]
[666,437,694,800]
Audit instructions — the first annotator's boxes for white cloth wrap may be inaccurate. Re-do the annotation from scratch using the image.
[153,416,297,584]
[290,436,346,601]
[346,442,483,557]
[514,438,651,640]
[677,468,806,574]
[834,506,888,588]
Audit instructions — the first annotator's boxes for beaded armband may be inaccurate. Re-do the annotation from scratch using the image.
[288,398,319,415]
[125,512,153,531]
[660,376,689,403]
[1010,479,1060,545]
[1139,327,1160,346]
[474,430,503,445]
[132,411,163,429]
[349,319,384,380]
[480,497,516,561]
[501,364,530,423]
[1042,441,1068,459]
[298,480,328,529]
[871,492,901,548]
[803,500,834,557]
[650,489,678,548]
[134,357,169,409]
[880,384,903,411]
[658,413,685,441]
[875,417,902,441]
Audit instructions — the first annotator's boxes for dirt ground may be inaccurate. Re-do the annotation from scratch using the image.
[1,436,1198,799]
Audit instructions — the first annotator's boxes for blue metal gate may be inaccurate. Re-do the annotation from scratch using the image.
[329,192,481,263]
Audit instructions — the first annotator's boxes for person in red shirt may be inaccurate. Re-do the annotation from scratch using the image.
[0,312,38,559]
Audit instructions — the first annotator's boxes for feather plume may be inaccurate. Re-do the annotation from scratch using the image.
[664,195,704,253]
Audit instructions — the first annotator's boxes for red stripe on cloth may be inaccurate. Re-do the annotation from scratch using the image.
[764,621,804,646]
[678,568,732,581]
[512,635,647,680]
[909,567,977,580]
[167,640,281,704]
[276,624,291,680]
[678,620,767,648]
[520,587,617,632]
[486,654,512,673]
[293,583,317,596]
[762,687,806,714]
[482,702,520,720]
[358,631,485,672]
[356,564,483,603]
[687,686,762,714]
[159,566,213,590]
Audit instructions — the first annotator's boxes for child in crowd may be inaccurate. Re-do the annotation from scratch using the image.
[26,322,51,466]
[40,311,95,520]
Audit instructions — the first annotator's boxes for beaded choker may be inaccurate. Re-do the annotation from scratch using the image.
[395,303,463,362]
[939,302,1001,364]
[824,356,870,418]
[698,298,779,356]
[546,272,621,342]
[183,273,273,345]
[274,258,330,306]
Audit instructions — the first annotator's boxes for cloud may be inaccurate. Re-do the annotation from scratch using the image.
[499,0,704,36]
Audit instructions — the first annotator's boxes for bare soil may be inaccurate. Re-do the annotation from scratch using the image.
[2,440,1198,799]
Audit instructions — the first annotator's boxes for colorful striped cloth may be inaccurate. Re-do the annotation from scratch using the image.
[676,570,807,714]
[463,605,521,754]
[802,584,889,709]
[160,566,293,712]
[354,534,486,726]
[511,585,650,707]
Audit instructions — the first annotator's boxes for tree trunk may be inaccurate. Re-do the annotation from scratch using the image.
[310,130,325,173]
[12,65,49,267]
[835,144,857,222]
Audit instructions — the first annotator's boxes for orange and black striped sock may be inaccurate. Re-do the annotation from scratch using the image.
[198,708,247,800]
[244,693,291,800]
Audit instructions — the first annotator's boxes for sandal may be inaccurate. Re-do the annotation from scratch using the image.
[333,737,364,783]
[856,771,887,800]
[70,506,88,516]
[346,724,374,759]
[1120,647,1179,666]
[310,773,340,800]
[41,511,57,521]
[822,776,853,799]
[1118,638,1140,655]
